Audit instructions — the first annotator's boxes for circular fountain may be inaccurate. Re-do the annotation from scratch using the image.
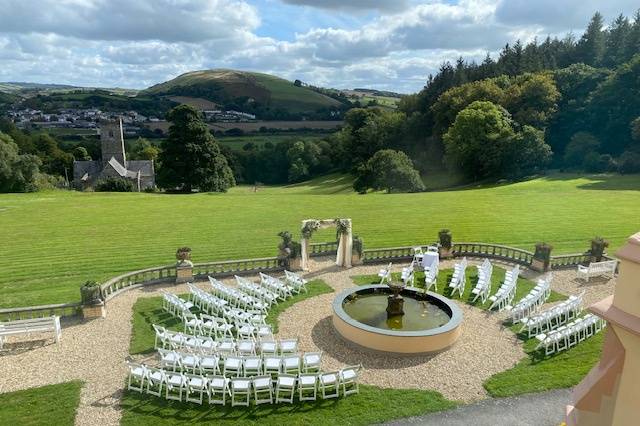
[332,283,462,354]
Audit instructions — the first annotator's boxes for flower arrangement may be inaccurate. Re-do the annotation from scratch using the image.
[175,247,192,262]
[301,220,321,239]
[334,218,351,238]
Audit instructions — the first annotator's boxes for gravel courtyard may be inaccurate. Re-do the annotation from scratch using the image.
[0,258,616,425]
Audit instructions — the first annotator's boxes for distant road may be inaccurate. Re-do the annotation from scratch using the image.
[146,120,344,133]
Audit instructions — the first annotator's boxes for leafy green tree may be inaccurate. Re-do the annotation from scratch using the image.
[72,146,92,161]
[0,132,41,192]
[130,137,160,162]
[631,117,640,144]
[157,105,235,192]
[587,55,640,154]
[444,101,516,179]
[31,133,73,177]
[444,101,551,179]
[602,14,632,68]
[353,149,425,194]
[505,73,560,128]
[563,132,600,168]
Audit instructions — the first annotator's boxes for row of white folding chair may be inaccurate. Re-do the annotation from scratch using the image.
[488,266,519,311]
[424,262,439,292]
[187,283,229,314]
[161,291,194,317]
[401,261,415,286]
[284,270,308,293]
[535,314,605,355]
[448,257,467,296]
[127,363,359,405]
[235,275,279,306]
[259,273,294,299]
[208,277,269,312]
[471,259,493,303]
[378,262,392,285]
[158,349,321,377]
[183,312,233,338]
[155,326,298,355]
[520,293,584,337]
[510,275,552,322]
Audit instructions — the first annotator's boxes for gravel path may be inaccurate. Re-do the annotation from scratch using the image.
[0,258,616,425]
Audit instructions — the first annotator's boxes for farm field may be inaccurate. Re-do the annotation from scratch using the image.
[145,120,343,134]
[0,173,638,308]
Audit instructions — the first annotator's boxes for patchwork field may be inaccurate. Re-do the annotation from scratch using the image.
[0,173,638,308]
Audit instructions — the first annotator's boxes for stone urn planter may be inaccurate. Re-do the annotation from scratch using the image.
[438,229,453,259]
[175,247,194,283]
[532,242,553,272]
[589,237,609,263]
[80,281,105,319]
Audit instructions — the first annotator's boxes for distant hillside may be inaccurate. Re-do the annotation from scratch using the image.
[144,69,347,119]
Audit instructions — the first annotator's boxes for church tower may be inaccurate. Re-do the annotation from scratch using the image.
[100,119,126,165]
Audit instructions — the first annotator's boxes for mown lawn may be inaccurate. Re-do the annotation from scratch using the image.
[0,381,83,426]
[1,173,638,308]
[353,267,603,397]
[121,384,457,426]
[129,280,333,354]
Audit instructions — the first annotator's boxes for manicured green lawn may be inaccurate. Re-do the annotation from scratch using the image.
[1,173,639,308]
[129,280,333,354]
[0,381,83,426]
[120,384,457,426]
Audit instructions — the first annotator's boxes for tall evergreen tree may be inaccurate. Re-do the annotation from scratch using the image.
[157,105,235,192]
[576,12,606,66]
[602,14,631,68]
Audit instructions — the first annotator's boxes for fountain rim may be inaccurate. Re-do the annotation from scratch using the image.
[333,284,463,338]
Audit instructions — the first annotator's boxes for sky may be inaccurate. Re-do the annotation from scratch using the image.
[0,0,638,93]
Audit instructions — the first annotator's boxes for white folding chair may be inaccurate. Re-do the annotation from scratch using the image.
[243,356,263,376]
[165,372,186,401]
[145,367,165,397]
[302,351,322,373]
[207,375,230,405]
[126,361,146,393]
[298,373,318,401]
[253,375,273,405]
[319,371,339,399]
[275,374,296,404]
[223,356,243,377]
[339,365,361,396]
[185,374,207,404]
[230,377,251,407]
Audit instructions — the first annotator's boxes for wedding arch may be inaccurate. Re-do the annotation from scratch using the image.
[300,218,353,270]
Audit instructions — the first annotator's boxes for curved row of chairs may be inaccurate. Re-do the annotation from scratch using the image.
[156,348,322,376]
[471,259,493,303]
[488,265,520,311]
[509,274,552,322]
[534,313,606,355]
[127,362,360,406]
[519,292,584,338]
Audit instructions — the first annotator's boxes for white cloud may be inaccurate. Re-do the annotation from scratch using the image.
[281,0,409,13]
[0,0,637,92]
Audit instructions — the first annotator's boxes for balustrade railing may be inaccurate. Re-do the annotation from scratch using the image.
[101,265,177,301]
[309,241,338,256]
[453,242,534,266]
[0,302,81,321]
[192,257,281,278]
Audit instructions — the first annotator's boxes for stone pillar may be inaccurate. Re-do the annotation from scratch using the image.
[566,232,640,426]
[176,260,193,284]
[82,301,106,319]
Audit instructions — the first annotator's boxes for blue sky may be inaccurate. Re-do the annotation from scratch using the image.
[0,0,638,93]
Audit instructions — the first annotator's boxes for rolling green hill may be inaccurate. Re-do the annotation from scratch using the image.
[0,173,639,308]
[143,69,345,114]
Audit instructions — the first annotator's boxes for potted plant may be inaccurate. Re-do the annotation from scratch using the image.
[532,242,553,272]
[80,280,105,319]
[589,236,609,262]
[176,247,192,265]
[175,246,193,283]
[438,229,453,258]
[278,231,302,271]
[352,235,364,265]
[80,280,102,305]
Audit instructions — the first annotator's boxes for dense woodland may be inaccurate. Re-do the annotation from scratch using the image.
[1,11,639,193]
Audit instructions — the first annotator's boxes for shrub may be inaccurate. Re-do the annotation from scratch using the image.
[438,229,452,249]
[352,236,364,257]
[95,177,135,192]
[80,280,102,305]
[534,242,553,269]
[564,132,600,168]
[353,149,425,193]
[618,151,640,174]
[583,152,615,173]
[590,237,609,262]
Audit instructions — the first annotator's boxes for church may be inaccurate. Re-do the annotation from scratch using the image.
[73,119,155,191]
